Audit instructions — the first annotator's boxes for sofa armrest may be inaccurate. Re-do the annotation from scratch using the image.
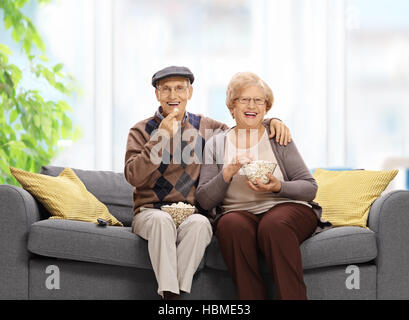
[0,185,42,299]
[367,190,409,299]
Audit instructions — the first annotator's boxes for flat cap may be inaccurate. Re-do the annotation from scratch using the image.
[152,66,194,87]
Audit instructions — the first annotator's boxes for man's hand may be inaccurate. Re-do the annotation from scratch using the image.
[223,153,253,183]
[269,119,292,146]
[246,173,282,193]
[158,110,180,137]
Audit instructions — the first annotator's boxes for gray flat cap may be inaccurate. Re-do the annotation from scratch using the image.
[151,66,194,87]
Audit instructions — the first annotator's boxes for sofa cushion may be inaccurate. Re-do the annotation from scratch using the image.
[28,219,205,272]
[205,226,377,272]
[10,167,123,227]
[41,166,134,226]
[313,168,398,228]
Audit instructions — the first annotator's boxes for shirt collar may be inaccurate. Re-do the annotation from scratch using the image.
[156,106,188,124]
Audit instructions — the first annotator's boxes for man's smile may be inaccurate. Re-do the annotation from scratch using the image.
[167,101,180,108]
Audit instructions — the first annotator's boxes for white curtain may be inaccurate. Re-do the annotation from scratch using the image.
[257,0,346,168]
[43,0,348,171]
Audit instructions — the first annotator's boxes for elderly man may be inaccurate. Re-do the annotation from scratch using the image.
[124,66,292,299]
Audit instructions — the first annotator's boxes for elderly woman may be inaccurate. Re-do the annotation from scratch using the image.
[195,72,330,300]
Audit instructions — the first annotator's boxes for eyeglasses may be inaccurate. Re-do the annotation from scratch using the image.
[235,97,266,106]
[157,85,189,97]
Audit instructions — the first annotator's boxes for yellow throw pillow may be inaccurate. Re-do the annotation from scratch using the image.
[313,168,398,228]
[10,167,123,226]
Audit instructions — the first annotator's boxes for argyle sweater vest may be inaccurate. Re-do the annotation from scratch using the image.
[124,111,229,216]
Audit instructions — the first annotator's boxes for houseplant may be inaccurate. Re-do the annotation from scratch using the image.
[0,0,81,185]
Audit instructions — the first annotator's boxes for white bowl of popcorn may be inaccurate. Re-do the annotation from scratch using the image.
[161,202,196,227]
[240,160,277,185]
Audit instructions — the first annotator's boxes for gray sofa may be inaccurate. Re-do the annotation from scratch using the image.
[1,165,409,300]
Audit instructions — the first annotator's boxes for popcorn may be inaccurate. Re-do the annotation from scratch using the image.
[241,160,277,185]
[161,202,195,227]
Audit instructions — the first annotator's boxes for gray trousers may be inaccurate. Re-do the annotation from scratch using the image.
[132,207,213,297]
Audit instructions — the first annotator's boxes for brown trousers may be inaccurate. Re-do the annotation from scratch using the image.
[215,202,317,300]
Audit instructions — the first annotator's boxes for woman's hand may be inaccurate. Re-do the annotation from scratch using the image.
[223,153,253,183]
[246,172,282,193]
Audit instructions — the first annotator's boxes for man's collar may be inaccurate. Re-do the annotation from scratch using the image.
[156,106,188,124]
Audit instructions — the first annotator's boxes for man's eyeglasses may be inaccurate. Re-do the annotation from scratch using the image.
[235,97,266,106]
[157,85,189,97]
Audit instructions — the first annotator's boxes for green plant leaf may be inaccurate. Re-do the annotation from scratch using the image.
[9,109,18,123]
[32,31,45,53]
[53,63,64,73]
[0,44,12,56]
[16,0,28,9]
[15,151,27,169]
[39,54,49,62]
[62,114,72,130]
[11,140,27,150]
[4,15,13,30]
[1,82,13,97]
[21,134,36,149]
[3,70,13,88]
[41,117,52,137]
[0,148,8,160]
[9,64,22,86]
[33,114,40,127]
[57,100,72,112]
[23,38,32,55]
[12,26,22,42]
[0,158,10,176]
[42,67,55,85]
[55,82,68,94]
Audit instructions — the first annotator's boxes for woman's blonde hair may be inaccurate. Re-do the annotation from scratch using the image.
[225,72,274,113]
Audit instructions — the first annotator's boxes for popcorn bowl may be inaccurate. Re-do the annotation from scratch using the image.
[161,202,196,227]
[240,160,277,185]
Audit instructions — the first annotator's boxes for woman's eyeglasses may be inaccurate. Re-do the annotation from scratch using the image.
[235,97,266,106]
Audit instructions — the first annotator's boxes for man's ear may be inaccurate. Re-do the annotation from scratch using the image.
[187,84,193,100]
[155,88,160,101]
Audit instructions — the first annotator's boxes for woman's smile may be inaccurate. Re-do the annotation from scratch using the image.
[233,85,267,129]
[243,111,258,118]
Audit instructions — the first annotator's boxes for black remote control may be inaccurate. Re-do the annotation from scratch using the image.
[97,218,108,226]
